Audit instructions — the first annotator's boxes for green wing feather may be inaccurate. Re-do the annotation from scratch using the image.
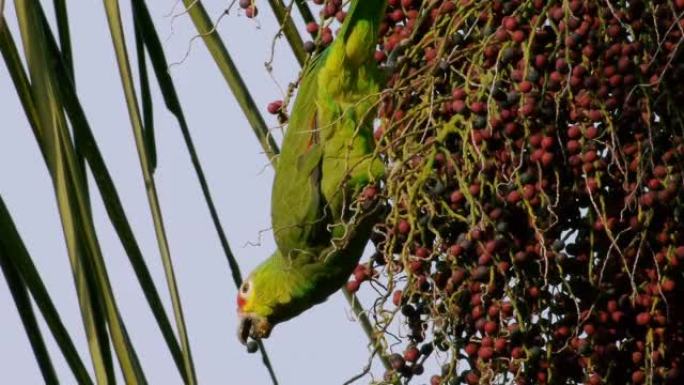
[271,53,331,260]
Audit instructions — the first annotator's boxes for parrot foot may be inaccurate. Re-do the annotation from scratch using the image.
[238,313,272,345]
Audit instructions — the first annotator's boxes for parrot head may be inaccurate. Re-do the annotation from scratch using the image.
[236,250,319,344]
[236,248,353,344]
[236,277,273,344]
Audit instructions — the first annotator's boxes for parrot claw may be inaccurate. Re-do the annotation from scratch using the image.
[237,313,272,345]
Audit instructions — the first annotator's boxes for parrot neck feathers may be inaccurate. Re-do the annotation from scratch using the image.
[337,0,388,44]
[247,250,313,318]
[247,247,356,323]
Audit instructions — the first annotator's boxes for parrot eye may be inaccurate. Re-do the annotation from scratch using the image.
[237,280,252,310]
[240,281,251,295]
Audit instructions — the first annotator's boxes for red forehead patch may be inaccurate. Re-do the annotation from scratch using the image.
[237,294,246,310]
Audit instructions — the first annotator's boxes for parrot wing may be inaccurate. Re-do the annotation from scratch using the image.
[271,59,333,260]
[272,133,331,259]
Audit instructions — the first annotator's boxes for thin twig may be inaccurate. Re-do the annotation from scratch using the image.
[342,347,379,385]
[344,289,392,370]
[266,0,307,65]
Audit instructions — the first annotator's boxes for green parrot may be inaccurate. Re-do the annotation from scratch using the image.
[237,0,388,344]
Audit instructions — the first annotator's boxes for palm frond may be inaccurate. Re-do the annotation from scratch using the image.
[0,192,94,385]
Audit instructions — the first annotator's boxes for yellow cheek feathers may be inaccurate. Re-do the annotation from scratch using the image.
[242,274,298,318]
[241,291,273,317]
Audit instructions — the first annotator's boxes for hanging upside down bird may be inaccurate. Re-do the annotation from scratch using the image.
[237,0,389,344]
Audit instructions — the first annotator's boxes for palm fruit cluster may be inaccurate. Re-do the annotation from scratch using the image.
[271,0,684,383]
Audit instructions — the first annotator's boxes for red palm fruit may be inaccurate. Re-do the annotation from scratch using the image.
[320,28,333,45]
[353,264,370,281]
[415,247,430,259]
[403,345,419,362]
[481,336,493,347]
[451,99,467,113]
[478,346,494,361]
[470,101,486,115]
[267,100,283,114]
[585,125,599,138]
[488,304,500,318]
[494,338,507,352]
[523,184,536,199]
[465,342,479,356]
[495,28,509,42]
[507,190,522,204]
[654,165,668,178]
[631,370,645,384]
[537,371,547,383]
[450,190,464,204]
[484,321,498,335]
[389,353,405,370]
[587,373,601,385]
[306,22,319,34]
[568,125,581,139]
[512,30,526,43]
[244,4,258,17]
[471,305,484,319]
[392,290,402,306]
[611,311,624,323]
[335,11,346,22]
[660,278,676,293]
[408,260,423,274]
[346,279,360,293]
[466,372,479,385]
[452,88,466,100]
[397,219,410,234]
[528,286,540,298]
[518,81,533,93]
[511,346,524,359]
[636,312,651,326]
[503,16,518,31]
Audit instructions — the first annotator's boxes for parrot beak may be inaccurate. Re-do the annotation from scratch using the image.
[238,315,252,345]
[237,313,273,345]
